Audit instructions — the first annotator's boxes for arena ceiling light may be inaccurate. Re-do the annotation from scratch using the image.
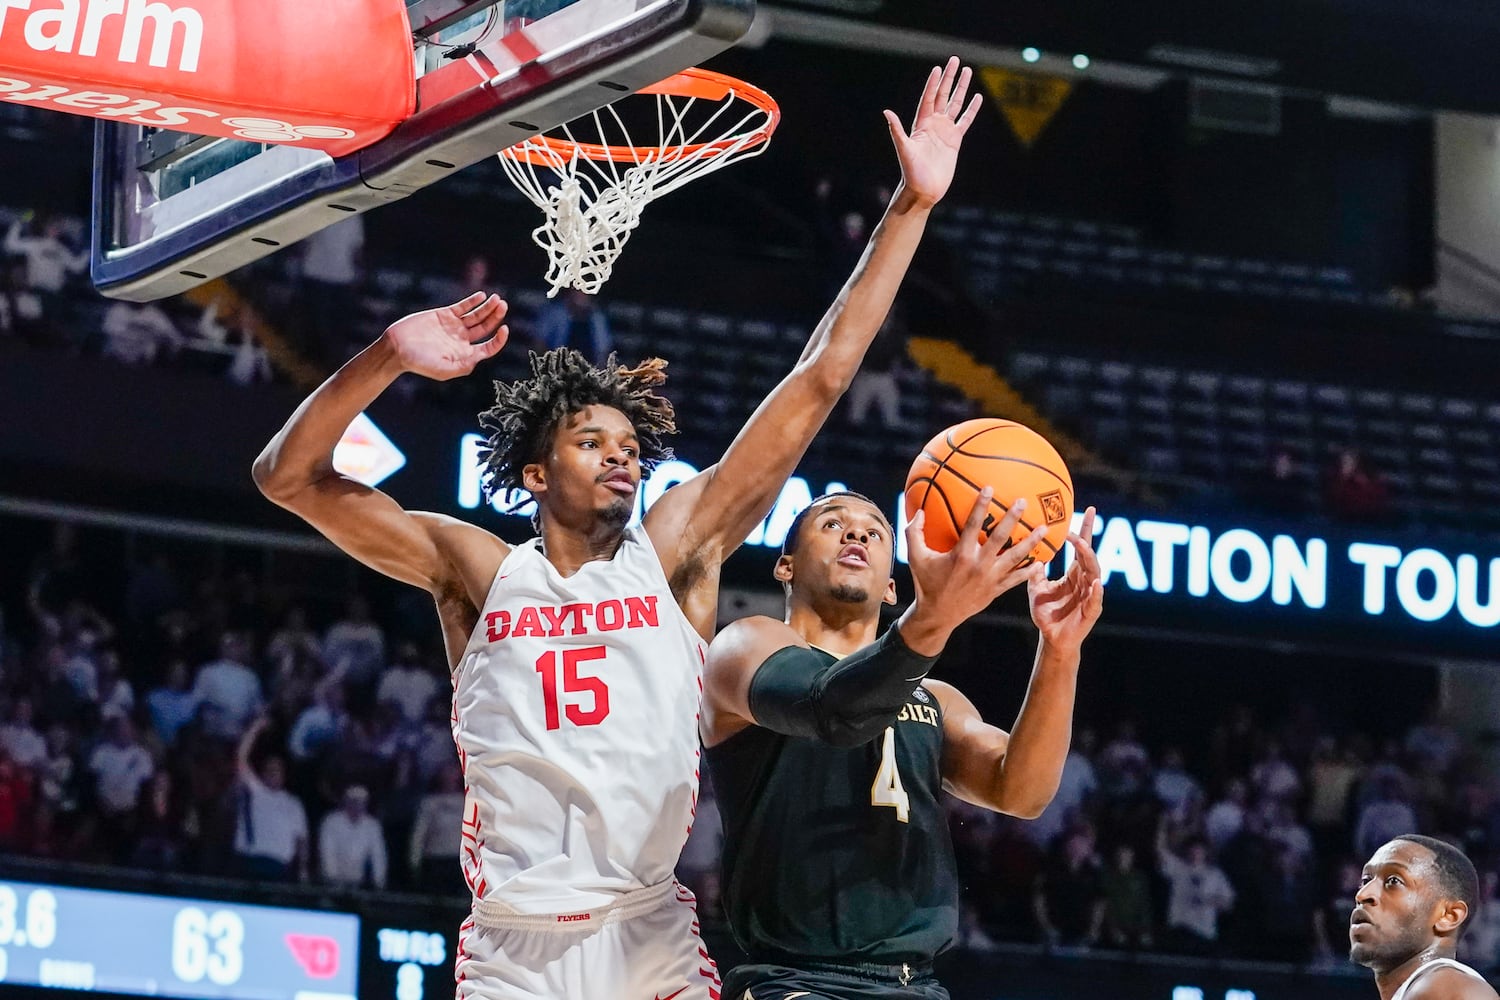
[1147,43,1281,78]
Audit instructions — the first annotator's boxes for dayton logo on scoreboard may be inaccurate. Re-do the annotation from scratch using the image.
[284,934,341,979]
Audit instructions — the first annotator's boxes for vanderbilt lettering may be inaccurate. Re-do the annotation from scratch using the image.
[485,595,661,642]
[897,702,940,727]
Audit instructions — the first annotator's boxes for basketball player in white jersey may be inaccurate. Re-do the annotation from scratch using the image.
[1352,836,1497,1000]
[253,59,983,1000]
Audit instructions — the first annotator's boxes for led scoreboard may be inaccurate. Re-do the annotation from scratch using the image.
[0,879,359,998]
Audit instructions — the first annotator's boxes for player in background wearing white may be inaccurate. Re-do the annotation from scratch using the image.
[1352,836,1498,1000]
[253,59,981,1000]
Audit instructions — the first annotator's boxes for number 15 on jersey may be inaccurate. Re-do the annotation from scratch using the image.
[535,646,610,730]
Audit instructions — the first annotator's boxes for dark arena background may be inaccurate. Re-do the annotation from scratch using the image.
[3,0,1500,997]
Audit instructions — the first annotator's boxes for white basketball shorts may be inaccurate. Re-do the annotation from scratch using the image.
[455,879,722,1000]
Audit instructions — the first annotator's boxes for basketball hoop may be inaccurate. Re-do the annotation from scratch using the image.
[498,67,780,297]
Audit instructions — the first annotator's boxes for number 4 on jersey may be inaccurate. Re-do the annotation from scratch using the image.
[870,726,911,822]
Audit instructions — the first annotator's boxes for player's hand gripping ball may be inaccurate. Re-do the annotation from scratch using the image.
[904,418,1075,563]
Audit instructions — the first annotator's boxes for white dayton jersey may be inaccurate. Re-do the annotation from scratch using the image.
[1391,958,1491,1000]
[451,525,707,915]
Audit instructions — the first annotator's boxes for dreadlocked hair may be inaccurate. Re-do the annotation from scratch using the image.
[477,347,676,500]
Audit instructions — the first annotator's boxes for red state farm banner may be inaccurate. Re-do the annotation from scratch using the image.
[0,0,415,158]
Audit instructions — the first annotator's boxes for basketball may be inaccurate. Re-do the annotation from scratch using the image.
[904,418,1075,563]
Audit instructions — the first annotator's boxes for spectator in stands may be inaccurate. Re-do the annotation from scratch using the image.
[0,750,34,851]
[267,606,322,665]
[1100,719,1151,798]
[132,769,191,871]
[1265,800,1316,867]
[0,695,47,769]
[37,722,81,816]
[59,623,106,704]
[296,215,364,360]
[233,716,308,882]
[0,259,42,340]
[1100,844,1153,949]
[1153,746,1203,815]
[677,779,724,919]
[288,679,347,764]
[1324,448,1391,525]
[813,177,871,299]
[1461,870,1500,973]
[193,298,273,385]
[409,764,465,894]
[26,523,86,624]
[146,659,199,747]
[1025,727,1098,849]
[319,784,387,889]
[1406,703,1462,775]
[1306,736,1361,854]
[96,649,135,721]
[1259,842,1318,961]
[0,263,17,338]
[1249,740,1302,804]
[1205,778,1249,854]
[536,288,613,366]
[432,253,498,310]
[87,714,154,839]
[101,299,185,365]
[192,632,263,740]
[1033,827,1107,947]
[847,312,907,429]
[411,694,455,782]
[1157,820,1236,956]
[3,212,85,291]
[323,595,385,689]
[1354,775,1419,860]
[376,642,440,725]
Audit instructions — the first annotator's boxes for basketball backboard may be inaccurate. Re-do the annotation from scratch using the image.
[91,0,754,301]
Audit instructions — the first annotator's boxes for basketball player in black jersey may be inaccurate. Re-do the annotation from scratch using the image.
[701,488,1102,999]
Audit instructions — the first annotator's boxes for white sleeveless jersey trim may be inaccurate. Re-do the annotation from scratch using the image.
[450,525,706,915]
[1392,958,1490,1000]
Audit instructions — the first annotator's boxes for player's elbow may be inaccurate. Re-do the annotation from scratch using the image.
[794,351,858,402]
[993,782,1057,821]
[816,713,891,748]
[251,448,302,504]
[1006,798,1051,821]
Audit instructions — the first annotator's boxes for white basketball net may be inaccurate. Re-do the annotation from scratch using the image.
[498,85,774,296]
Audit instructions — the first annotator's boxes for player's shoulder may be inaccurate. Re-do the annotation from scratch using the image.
[1406,964,1499,1000]
[710,615,796,649]
[706,616,803,667]
[410,511,511,600]
[920,677,976,715]
[410,511,509,562]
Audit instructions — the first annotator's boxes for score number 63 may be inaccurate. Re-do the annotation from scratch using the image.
[173,908,245,986]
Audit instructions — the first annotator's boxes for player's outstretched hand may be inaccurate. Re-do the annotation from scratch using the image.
[382,292,508,382]
[1027,506,1104,652]
[884,56,983,209]
[904,488,1045,644]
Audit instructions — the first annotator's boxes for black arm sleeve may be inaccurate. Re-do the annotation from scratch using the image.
[746,624,939,747]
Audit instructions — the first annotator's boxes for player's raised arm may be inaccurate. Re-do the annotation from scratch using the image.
[934,508,1104,818]
[645,58,982,565]
[253,293,511,592]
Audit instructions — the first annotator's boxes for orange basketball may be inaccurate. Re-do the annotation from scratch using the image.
[904,418,1075,563]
